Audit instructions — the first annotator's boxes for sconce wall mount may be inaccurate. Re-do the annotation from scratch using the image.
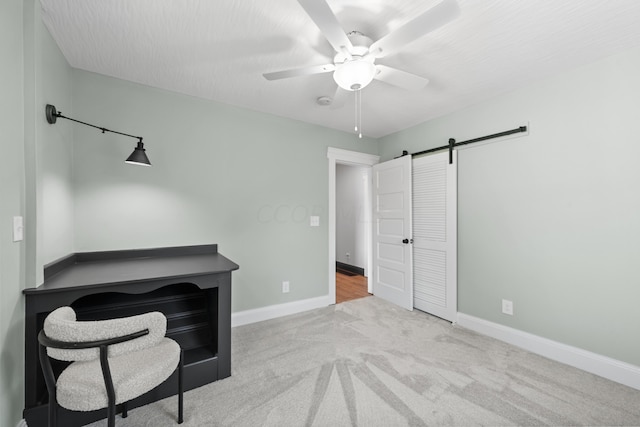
[45,104,151,166]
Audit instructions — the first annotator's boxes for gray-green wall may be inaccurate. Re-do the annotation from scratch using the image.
[2,1,75,425]
[24,0,74,285]
[1,1,26,425]
[379,47,640,367]
[70,70,377,312]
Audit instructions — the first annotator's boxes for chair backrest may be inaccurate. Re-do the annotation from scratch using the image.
[43,306,168,361]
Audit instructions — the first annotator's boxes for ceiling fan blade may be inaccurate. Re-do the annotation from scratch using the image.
[374,65,429,90]
[263,63,335,81]
[369,0,460,58]
[330,86,349,110]
[298,0,354,55]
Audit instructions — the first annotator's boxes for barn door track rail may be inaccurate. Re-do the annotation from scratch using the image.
[397,125,528,164]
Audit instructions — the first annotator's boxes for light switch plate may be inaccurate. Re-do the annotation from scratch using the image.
[310,216,320,227]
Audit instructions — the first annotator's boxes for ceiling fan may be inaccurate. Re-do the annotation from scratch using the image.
[263,0,460,101]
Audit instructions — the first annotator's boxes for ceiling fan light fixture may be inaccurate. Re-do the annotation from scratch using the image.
[333,59,376,91]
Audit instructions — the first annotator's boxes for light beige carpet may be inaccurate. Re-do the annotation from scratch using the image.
[86,296,640,426]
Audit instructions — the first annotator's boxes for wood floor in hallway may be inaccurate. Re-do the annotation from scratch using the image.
[336,272,370,304]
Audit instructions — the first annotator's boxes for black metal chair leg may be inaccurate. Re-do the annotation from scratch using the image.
[49,399,57,427]
[108,404,115,427]
[178,349,184,424]
[99,345,117,427]
[38,342,58,427]
[122,401,128,418]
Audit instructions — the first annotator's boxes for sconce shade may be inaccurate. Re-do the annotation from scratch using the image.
[125,141,152,166]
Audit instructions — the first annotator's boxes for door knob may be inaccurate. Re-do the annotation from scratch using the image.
[402,238,413,244]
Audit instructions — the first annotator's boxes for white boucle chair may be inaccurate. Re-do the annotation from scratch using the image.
[38,306,184,427]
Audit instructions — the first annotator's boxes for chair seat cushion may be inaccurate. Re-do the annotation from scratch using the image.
[56,337,180,412]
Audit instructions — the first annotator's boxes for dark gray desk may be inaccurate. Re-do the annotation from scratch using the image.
[23,244,239,427]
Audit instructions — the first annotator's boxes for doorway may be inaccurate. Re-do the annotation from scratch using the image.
[327,148,380,305]
[336,163,370,303]
[328,148,457,316]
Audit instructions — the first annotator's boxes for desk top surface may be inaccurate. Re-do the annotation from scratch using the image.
[24,244,239,295]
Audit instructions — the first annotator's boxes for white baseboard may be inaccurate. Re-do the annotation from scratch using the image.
[457,313,640,391]
[232,295,331,327]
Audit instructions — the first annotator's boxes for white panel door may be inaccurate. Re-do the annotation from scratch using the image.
[412,151,457,322]
[372,156,413,310]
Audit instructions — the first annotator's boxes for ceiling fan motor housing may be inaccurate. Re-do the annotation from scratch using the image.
[334,31,373,64]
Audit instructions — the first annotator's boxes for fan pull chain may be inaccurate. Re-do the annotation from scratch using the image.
[358,89,362,139]
[354,89,358,133]
[354,89,363,139]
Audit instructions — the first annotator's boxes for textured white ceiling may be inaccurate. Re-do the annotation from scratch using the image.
[39,0,640,138]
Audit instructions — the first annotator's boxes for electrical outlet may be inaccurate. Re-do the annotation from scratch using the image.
[282,281,290,293]
[346,252,350,259]
[502,299,513,315]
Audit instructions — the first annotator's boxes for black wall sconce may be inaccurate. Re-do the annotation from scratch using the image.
[45,104,151,166]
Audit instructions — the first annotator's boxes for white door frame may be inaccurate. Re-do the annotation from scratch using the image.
[328,148,380,304]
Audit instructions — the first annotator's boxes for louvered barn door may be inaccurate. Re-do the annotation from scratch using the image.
[412,151,457,322]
